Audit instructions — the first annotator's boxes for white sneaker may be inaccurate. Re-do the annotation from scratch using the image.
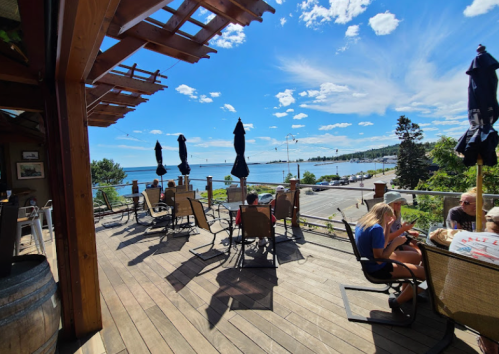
[258,238,268,247]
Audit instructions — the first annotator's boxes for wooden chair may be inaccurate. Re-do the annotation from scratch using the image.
[172,191,196,231]
[143,187,161,211]
[273,190,299,242]
[95,190,130,227]
[239,204,277,268]
[187,198,231,260]
[338,208,420,326]
[365,197,383,212]
[176,184,192,192]
[162,187,176,208]
[421,244,499,353]
[227,187,245,203]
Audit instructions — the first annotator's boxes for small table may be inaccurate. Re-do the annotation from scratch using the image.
[221,202,254,244]
[123,193,147,226]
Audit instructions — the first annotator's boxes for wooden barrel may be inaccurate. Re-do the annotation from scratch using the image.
[0,255,60,354]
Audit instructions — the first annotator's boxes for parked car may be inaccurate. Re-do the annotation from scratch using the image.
[356,174,363,180]
[348,175,357,182]
[329,180,341,186]
[363,173,372,179]
[313,181,329,191]
[258,193,274,204]
[339,178,350,185]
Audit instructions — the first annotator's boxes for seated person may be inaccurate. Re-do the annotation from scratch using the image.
[447,187,486,231]
[355,203,426,309]
[235,191,276,247]
[146,178,162,191]
[167,180,176,188]
[449,207,499,353]
[270,185,285,209]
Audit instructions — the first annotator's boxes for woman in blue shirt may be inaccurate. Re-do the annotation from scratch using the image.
[355,203,426,309]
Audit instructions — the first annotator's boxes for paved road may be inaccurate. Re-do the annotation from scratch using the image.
[299,171,398,223]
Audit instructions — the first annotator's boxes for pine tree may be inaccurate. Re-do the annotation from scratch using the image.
[395,116,429,202]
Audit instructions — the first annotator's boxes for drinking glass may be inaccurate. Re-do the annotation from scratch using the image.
[446,220,456,229]
[6,190,12,198]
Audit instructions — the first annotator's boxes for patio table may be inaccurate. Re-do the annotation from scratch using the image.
[123,193,148,226]
[221,202,254,245]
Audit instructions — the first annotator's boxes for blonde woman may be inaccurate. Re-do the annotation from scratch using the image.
[355,203,426,308]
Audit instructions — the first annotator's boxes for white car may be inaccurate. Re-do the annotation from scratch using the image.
[258,193,274,204]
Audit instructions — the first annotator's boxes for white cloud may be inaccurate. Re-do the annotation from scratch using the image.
[150,130,163,134]
[199,95,213,103]
[243,123,254,131]
[276,89,295,106]
[205,13,216,24]
[299,91,307,97]
[269,126,277,128]
[211,24,245,48]
[286,109,295,112]
[432,120,468,126]
[133,130,142,133]
[345,24,360,37]
[352,92,367,97]
[358,121,373,126]
[210,92,221,97]
[424,127,439,131]
[276,0,285,3]
[369,11,400,35]
[294,113,308,120]
[292,125,305,128]
[98,144,149,151]
[166,132,182,136]
[280,18,287,26]
[221,104,236,112]
[247,139,256,143]
[196,139,233,148]
[273,112,288,118]
[299,0,371,28]
[419,123,431,127]
[175,84,197,98]
[464,0,499,16]
[359,132,364,135]
[319,123,352,130]
[188,137,202,143]
[117,136,140,141]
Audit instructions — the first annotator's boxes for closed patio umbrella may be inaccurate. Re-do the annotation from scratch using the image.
[154,140,167,188]
[231,118,249,202]
[455,44,499,231]
[177,134,191,190]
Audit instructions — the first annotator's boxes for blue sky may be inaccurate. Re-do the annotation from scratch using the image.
[89,0,499,167]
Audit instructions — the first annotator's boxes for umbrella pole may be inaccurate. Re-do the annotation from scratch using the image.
[476,155,484,232]
[185,175,189,192]
[240,178,245,203]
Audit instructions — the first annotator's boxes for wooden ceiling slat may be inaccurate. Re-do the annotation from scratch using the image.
[163,0,200,33]
[86,84,116,107]
[0,55,38,85]
[88,37,147,83]
[161,6,223,36]
[0,81,44,112]
[92,104,134,115]
[88,113,125,120]
[99,92,148,106]
[111,0,175,35]
[143,42,200,63]
[194,16,230,44]
[96,73,166,94]
[200,0,259,26]
[227,0,275,19]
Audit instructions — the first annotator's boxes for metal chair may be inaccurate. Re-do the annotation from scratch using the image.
[273,190,299,242]
[239,204,277,268]
[95,190,130,227]
[187,198,231,260]
[40,200,54,242]
[141,190,170,222]
[338,208,420,327]
[143,187,161,211]
[16,206,45,255]
[172,191,196,232]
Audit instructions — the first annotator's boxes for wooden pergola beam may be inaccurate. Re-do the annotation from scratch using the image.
[112,0,174,35]
[0,81,44,111]
[96,73,166,94]
[96,91,148,106]
[0,55,39,85]
[88,113,125,121]
[91,104,134,115]
[194,15,230,44]
[163,0,200,33]
[200,0,261,26]
[88,120,114,127]
[86,84,115,107]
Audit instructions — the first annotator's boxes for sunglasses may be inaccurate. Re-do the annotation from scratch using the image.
[459,200,475,206]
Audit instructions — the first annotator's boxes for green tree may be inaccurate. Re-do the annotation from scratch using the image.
[301,171,316,184]
[395,116,429,196]
[91,158,127,186]
[224,175,233,185]
[284,173,295,183]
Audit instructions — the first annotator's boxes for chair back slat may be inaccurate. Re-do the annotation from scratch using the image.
[188,198,210,232]
[141,191,154,212]
[274,190,295,220]
[421,244,499,342]
[240,205,273,239]
[174,191,195,217]
[365,198,383,212]
[227,187,246,203]
[337,208,362,261]
[176,185,192,192]
[143,188,161,210]
[163,187,175,206]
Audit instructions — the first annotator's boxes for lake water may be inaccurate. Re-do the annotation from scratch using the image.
[115,161,395,196]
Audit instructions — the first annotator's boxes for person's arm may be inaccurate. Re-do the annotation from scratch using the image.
[388,222,413,241]
[373,236,407,261]
[235,209,241,225]
[447,208,462,229]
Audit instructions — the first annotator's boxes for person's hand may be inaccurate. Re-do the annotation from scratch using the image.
[401,221,414,232]
[408,230,419,237]
[385,216,395,229]
[393,235,407,247]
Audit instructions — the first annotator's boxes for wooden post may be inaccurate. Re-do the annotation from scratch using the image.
[477,155,483,232]
[132,180,139,204]
[240,177,246,203]
[374,181,387,198]
[178,176,183,186]
[290,178,299,227]
[185,175,189,191]
[207,176,213,207]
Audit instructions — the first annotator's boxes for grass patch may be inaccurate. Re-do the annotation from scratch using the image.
[200,185,276,200]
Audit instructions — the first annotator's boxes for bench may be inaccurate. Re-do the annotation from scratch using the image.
[420,244,499,353]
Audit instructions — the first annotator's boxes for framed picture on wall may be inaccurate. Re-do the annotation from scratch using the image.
[17,162,45,179]
[22,151,39,160]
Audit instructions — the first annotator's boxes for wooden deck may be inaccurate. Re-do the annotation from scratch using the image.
[26,212,482,354]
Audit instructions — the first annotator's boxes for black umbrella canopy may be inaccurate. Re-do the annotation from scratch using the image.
[177,134,191,175]
[231,117,249,178]
[455,44,499,167]
[154,140,167,176]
